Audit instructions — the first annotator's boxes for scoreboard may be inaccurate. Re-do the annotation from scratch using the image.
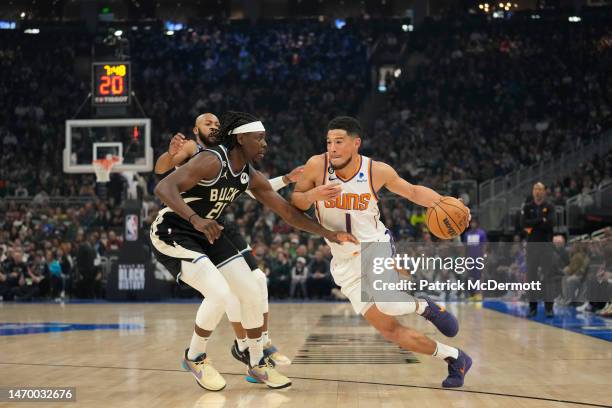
[92,62,131,106]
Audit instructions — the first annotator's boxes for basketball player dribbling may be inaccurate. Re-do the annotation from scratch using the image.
[150,111,357,390]
[291,116,472,388]
[155,113,301,371]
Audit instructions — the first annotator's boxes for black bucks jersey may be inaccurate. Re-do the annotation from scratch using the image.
[180,144,251,221]
[149,144,253,275]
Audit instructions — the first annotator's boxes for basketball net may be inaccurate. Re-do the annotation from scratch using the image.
[92,155,123,183]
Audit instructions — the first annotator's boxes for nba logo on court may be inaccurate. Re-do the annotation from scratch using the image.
[125,215,138,241]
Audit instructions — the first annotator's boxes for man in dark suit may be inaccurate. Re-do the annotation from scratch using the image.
[521,182,556,317]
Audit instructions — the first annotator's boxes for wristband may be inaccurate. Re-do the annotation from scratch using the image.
[188,213,198,224]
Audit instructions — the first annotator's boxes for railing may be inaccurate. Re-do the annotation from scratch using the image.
[478,130,612,205]
[566,180,612,231]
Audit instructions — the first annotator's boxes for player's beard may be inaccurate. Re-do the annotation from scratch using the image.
[200,129,219,147]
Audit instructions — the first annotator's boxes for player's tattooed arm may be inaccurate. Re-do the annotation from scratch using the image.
[154,151,224,243]
[154,134,198,174]
[291,155,341,211]
[249,168,357,245]
[375,161,442,208]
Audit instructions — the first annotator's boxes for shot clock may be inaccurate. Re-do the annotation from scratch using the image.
[92,62,131,106]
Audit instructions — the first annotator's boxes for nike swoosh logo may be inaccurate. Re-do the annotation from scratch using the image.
[250,369,269,381]
[186,361,203,379]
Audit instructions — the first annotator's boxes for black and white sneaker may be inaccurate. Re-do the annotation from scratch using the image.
[231,339,251,365]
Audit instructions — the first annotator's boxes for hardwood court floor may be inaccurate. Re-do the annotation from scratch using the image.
[0,302,610,408]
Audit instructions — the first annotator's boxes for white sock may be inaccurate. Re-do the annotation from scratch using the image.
[262,331,270,346]
[247,336,264,367]
[187,333,209,360]
[433,341,459,361]
[415,298,429,315]
[236,337,248,352]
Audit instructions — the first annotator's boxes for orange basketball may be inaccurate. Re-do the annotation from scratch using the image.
[426,197,469,240]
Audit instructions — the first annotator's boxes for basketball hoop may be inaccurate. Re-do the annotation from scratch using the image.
[93,155,123,183]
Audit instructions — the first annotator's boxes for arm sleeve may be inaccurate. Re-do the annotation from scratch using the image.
[268,176,288,192]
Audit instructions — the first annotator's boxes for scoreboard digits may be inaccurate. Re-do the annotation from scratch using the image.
[92,62,131,106]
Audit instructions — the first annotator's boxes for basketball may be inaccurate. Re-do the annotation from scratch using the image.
[426,197,469,240]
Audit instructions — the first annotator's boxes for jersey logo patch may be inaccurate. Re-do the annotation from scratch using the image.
[240,173,249,184]
[357,172,367,182]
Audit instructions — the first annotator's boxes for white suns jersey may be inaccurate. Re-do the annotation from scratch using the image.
[315,154,389,257]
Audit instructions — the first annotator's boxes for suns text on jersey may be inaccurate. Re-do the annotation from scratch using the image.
[324,193,371,210]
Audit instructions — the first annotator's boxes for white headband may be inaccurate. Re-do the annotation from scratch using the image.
[229,121,265,135]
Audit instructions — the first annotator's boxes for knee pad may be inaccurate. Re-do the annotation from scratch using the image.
[253,268,269,312]
[195,298,226,331]
[180,258,232,303]
[376,301,416,317]
[219,257,263,329]
[225,293,241,322]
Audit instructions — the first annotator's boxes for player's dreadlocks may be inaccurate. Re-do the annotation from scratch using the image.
[217,111,260,150]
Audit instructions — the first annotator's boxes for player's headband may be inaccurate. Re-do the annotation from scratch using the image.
[229,121,265,135]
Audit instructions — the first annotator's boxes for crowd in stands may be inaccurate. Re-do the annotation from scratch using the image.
[0,17,610,310]
[383,19,611,190]
[550,150,612,207]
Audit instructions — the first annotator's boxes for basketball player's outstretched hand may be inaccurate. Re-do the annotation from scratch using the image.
[191,217,224,244]
[169,133,187,157]
[327,232,359,245]
[285,165,305,183]
[306,184,342,202]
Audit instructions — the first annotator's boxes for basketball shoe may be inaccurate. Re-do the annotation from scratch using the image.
[442,349,472,388]
[181,349,226,391]
[231,339,250,365]
[264,342,291,366]
[247,356,292,389]
[420,296,459,337]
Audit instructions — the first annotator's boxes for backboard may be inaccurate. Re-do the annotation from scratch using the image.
[63,118,153,174]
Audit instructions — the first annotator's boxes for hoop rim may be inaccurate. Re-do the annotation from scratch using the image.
[92,155,123,183]
[92,155,123,169]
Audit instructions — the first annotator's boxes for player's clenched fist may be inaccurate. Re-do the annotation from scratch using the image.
[168,133,187,157]
[191,216,224,244]
[305,183,342,202]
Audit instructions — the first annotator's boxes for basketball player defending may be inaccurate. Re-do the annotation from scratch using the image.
[151,111,357,390]
[155,113,295,369]
[291,116,472,388]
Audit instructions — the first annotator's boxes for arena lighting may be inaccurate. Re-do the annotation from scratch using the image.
[131,26,138,31]
[531,14,541,19]
[402,24,408,31]
[478,4,484,9]
[24,28,39,34]
[568,16,581,23]
[114,30,123,37]
[335,19,346,29]
[165,21,184,31]
[0,21,16,30]
[493,11,504,18]
[165,30,174,36]
[20,12,26,18]
[393,69,401,78]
